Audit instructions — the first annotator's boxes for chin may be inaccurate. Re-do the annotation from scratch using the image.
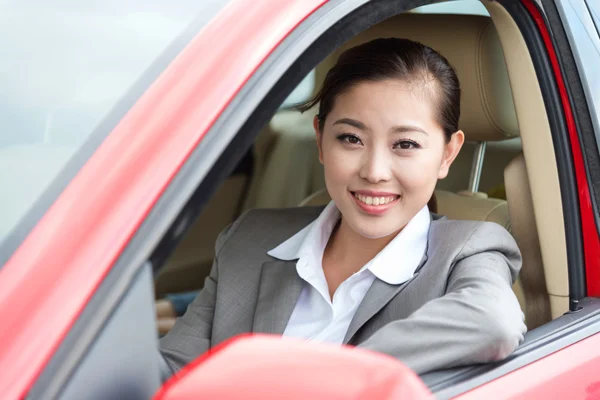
[348,219,402,240]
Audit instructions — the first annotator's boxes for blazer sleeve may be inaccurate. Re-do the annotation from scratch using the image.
[158,215,241,375]
[357,222,527,375]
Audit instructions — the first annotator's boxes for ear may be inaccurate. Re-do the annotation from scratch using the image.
[438,130,465,179]
[314,115,324,164]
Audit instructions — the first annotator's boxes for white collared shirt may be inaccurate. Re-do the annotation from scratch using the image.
[267,201,431,344]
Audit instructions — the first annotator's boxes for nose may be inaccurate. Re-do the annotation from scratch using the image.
[358,147,393,184]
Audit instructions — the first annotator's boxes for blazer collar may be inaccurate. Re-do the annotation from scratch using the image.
[343,214,443,343]
[343,243,429,343]
[252,260,304,335]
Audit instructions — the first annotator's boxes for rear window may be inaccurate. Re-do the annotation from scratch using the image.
[0,0,230,253]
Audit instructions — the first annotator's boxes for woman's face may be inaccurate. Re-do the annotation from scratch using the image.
[316,79,464,239]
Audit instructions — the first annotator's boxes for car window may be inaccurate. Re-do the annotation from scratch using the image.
[0,0,230,249]
[410,0,489,16]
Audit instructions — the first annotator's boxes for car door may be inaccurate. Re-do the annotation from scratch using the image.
[0,0,295,398]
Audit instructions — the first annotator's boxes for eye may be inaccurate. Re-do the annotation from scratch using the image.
[336,133,363,146]
[394,140,420,150]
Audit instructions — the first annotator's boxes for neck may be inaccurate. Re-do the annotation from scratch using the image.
[325,218,400,273]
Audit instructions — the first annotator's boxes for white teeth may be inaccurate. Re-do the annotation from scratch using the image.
[353,193,398,206]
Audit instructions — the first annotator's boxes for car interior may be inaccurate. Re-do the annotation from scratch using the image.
[155,0,568,336]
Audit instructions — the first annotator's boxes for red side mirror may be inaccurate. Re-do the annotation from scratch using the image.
[155,334,433,400]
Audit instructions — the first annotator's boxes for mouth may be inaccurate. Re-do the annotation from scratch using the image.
[350,191,400,215]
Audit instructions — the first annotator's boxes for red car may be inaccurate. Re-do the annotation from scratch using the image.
[1,0,600,399]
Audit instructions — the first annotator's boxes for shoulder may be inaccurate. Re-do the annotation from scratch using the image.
[429,216,520,261]
[215,206,323,255]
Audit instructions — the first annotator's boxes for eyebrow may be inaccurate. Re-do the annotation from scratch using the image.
[391,125,429,136]
[333,118,429,136]
[333,118,366,130]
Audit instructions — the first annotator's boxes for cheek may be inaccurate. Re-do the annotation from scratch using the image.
[321,144,358,185]
[392,153,444,190]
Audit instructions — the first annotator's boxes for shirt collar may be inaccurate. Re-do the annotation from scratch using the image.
[268,202,430,285]
[365,205,430,284]
[267,201,340,262]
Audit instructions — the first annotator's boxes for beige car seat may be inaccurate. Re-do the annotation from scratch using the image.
[505,155,552,329]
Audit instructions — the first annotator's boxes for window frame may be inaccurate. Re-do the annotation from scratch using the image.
[553,0,600,297]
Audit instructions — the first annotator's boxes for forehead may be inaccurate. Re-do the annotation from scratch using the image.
[327,79,441,130]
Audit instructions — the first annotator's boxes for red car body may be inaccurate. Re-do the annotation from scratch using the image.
[1,0,599,399]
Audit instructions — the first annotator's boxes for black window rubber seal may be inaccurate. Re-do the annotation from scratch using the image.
[542,0,600,291]
[542,0,600,302]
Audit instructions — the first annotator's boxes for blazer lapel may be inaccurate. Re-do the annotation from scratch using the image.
[343,253,427,344]
[253,260,304,335]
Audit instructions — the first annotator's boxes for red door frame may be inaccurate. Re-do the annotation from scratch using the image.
[0,1,326,398]
[520,0,600,297]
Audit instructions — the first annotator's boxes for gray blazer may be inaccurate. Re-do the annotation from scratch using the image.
[159,206,526,375]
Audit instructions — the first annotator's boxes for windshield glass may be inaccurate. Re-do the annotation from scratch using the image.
[0,0,230,250]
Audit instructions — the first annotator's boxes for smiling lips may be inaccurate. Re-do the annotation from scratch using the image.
[351,191,400,215]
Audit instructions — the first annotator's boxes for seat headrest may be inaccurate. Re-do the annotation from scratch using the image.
[315,14,519,142]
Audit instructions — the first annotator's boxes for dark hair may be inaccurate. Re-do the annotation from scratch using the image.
[298,38,461,141]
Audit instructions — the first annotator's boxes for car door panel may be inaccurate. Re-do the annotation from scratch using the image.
[54,266,160,400]
[454,331,600,399]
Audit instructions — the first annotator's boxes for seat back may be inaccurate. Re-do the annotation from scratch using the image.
[434,190,510,231]
[505,154,551,329]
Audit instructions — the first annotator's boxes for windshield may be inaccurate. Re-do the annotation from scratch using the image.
[0,0,230,251]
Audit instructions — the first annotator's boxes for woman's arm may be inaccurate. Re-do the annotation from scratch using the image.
[158,213,244,374]
[357,222,527,375]
[158,257,219,374]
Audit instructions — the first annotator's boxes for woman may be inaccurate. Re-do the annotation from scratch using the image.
[159,38,526,375]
